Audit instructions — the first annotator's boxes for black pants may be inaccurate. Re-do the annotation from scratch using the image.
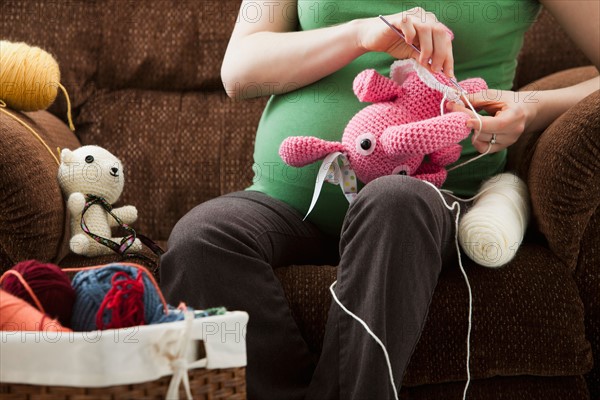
[160,176,461,400]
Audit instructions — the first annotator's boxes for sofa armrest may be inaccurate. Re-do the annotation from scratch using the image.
[0,109,81,272]
[507,66,599,269]
[509,68,600,396]
[525,90,599,271]
[507,66,599,177]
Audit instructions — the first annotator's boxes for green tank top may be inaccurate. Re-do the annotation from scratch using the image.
[247,0,541,236]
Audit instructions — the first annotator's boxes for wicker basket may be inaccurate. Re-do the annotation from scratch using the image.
[1,264,247,399]
[0,367,246,400]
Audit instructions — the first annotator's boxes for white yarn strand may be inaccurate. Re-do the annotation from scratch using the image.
[329,281,400,400]
[439,90,489,173]
[331,181,473,400]
[447,143,491,172]
[422,181,473,400]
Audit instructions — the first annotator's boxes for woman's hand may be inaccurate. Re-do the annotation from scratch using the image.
[446,90,536,154]
[443,0,600,154]
[357,7,455,77]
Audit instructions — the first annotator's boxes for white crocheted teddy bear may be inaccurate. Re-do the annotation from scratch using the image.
[57,145,142,257]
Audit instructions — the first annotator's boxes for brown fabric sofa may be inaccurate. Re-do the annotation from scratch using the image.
[1,1,598,399]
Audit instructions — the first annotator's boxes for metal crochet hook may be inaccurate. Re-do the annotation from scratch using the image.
[378,15,466,94]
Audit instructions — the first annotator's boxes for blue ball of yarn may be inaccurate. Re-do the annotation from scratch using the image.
[71,264,182,331]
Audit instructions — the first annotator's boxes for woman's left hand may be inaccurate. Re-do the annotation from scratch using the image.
[446,89,536,154]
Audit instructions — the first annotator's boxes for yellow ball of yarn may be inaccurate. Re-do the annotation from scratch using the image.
[0,40,61,111]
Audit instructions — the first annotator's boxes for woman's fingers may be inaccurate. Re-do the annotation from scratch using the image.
[378,7,454,78]
[398,17,417,46]
[416,25,433,66]
[442,51,454,78]
[445,89,529,154]
[467,114,508,134]
[432,27,453,74]
[472,139,501,154]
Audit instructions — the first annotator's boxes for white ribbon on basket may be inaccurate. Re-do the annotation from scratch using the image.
[166,311,206,400]
[305,152,358,218]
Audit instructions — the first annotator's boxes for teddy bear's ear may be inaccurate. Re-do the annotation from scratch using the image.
[353,69,400,103]
[60,148,73,163]
[279,136,345,167]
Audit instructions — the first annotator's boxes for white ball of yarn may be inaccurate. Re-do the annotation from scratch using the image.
[458,173,530,268]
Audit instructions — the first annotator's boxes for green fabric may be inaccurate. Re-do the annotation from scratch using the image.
[248,0,541,236]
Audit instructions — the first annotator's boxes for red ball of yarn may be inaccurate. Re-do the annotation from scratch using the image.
[1,260,76,327]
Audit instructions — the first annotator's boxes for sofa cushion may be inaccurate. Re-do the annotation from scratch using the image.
[515,9,591,89]
[399,375,589,400]
[74,88,266,241]
[274,243,592,386]
[97,0,241,92]
[404,244,591,385]
[578,211,600,397]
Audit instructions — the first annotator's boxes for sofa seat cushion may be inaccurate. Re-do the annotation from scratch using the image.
[274,243,592,386]
[399,375,589,400]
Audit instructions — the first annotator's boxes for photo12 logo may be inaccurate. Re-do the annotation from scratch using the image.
[1,325,140,344]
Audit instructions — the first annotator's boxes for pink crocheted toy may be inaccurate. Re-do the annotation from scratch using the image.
[279,59,488,187]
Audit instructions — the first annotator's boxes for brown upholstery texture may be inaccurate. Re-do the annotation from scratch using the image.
[514,8,592,89]
[1,1,598,397]
[274,265,337,354]
[399,375,590,400]
[0,110,80,271]
[528,91,600,271]
[577,211,600,397]
[528,90,600,396]
[507,67,600,397]
[97,1,240,92]
[275,245,592,387]
[74,89,266,241]
[404,245,592,385]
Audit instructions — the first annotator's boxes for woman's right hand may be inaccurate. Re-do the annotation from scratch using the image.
[357,7,455,78]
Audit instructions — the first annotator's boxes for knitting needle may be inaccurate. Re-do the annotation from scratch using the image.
[378,15,466,94]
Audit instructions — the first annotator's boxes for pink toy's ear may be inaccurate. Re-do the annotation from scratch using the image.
[353,69,400,103]
[279,136,345,167]
[458,77,488,94]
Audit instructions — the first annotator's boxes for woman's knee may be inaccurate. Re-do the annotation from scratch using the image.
[349,175,443,220]
[160,196,264,297]
[168,196,255,251]
[167,201,218,253]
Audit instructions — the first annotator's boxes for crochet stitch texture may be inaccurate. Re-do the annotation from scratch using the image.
[279,59,488,187]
